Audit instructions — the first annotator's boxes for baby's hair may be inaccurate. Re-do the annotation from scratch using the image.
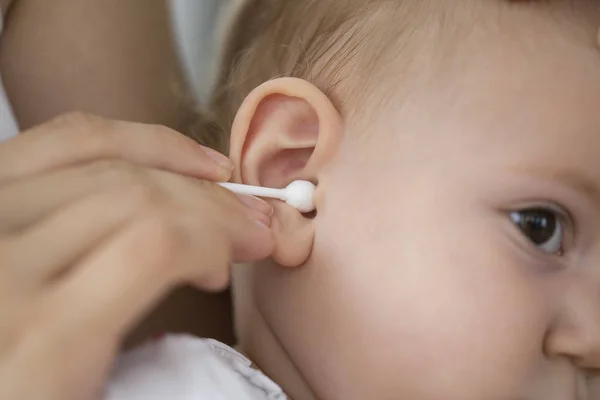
[191,0,439,151]
[190,0,599,152]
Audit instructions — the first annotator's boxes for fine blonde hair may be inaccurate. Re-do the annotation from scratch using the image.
[192,0,442,151]
[190,0,599,152]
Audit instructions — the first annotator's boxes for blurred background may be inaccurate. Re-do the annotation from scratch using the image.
[170,0,230,104]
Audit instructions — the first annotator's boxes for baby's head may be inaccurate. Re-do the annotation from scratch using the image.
[200,0,600,398]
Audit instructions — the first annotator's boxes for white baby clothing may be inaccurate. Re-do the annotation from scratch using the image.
[104,335,288,400]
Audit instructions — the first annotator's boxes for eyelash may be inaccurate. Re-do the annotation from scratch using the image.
[509,203,575,257]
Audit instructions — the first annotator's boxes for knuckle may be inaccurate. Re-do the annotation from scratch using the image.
[148,123,174,134]
[137,214,189,266]
[189,237,232,291]
[199,270,231,292]
[146,123,181,140]
[48,111,105,131]
[138,214,233,284]
[92,165,177,219]
[49,112,116,155]
[146,123,187,149]
[120,182,169,214]
[89,159,147,188]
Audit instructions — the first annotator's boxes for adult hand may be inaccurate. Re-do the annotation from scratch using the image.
[0,113,274,400]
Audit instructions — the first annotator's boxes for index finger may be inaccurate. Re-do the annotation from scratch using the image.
[0,113,232,184]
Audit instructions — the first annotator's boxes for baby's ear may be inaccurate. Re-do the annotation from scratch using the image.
[229,78,342,267]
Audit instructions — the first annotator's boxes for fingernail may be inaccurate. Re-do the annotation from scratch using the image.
[237,195,274,216]
[201,146,233,171]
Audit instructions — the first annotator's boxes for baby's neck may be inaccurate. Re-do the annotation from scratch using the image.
[236,307,316,400]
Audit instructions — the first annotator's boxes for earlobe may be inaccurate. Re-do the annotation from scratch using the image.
[228,78,342,267]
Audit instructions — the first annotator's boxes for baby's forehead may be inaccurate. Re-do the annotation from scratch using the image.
[381,33,600,126]
[353,9,600,175]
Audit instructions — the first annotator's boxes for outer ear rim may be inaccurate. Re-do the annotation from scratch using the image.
[226,78,342,268]
[228,77,343,183]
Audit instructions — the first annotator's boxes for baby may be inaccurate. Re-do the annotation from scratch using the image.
[105,0,600,399]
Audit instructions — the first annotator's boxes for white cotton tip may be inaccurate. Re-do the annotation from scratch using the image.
[217,180,316,213]
[284,180,316,213]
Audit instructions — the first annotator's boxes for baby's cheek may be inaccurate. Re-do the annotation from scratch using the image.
[315,180,548,398]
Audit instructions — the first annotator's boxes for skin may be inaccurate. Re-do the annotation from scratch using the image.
[0,113,274,399]
[229,5,600,400]
[0,0,236,345]
[0,0,186,129]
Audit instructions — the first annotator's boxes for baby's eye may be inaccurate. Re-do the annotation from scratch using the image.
[510,208,566,255]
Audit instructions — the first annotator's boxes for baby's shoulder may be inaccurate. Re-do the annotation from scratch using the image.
[103,334,286,400]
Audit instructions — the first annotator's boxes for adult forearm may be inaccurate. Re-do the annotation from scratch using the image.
[0,0,14,17]
[0,0,191,130]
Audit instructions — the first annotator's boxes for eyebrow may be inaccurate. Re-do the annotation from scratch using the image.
[511,167,600,206]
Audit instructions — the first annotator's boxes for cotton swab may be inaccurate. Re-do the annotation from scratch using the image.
[218,180,316,213]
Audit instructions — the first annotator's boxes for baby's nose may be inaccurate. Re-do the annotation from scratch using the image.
[544,275,600,370]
